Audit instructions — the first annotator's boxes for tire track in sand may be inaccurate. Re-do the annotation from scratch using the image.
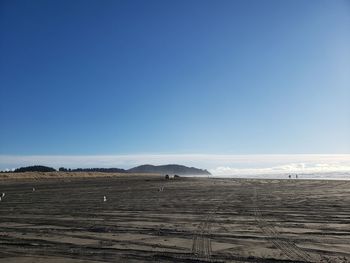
[191,191,235,261]
[252,188,322,263]
[191,216,212,260]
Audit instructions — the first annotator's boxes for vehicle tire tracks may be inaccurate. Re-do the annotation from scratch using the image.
[191,216,212,260]
[191,191,235,261]
[252,188,322,263]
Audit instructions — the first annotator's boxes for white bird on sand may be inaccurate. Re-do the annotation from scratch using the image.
[103,196,107,202]
[1,193,5,198]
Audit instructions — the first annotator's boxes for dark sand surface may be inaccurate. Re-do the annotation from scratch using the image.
[0,175,349,262]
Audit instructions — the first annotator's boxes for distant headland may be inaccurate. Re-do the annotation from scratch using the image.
[1,164,211,176]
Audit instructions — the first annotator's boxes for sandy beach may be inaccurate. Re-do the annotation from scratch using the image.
[0,174,349,262]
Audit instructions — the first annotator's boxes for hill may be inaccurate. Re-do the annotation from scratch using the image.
[4,164,211,176]
[127,164,211,175]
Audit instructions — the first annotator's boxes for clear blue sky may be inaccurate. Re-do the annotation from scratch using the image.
[1,0,349,155]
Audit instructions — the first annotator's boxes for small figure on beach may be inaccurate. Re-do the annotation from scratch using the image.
[103,196,107,202]
[1,193,5,198]
[32,187,35,192]
[296,174,298,179]
[288,174,291,179]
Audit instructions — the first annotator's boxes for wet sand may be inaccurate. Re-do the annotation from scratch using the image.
[0,175,349,262]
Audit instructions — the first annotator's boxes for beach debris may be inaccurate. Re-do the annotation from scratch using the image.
[32,187,35,192]
[158,186,164,192]
[103,196,107,202]
[1,193,5,198]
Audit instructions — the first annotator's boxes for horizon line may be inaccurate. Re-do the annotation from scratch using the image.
[1,154,350,175]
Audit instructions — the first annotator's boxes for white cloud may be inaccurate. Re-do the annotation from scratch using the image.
[210,162,350,176]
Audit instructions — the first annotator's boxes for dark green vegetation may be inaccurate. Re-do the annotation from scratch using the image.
[128,164,210,175]
[13,165,56,173]
[4,164,210,176]
[0,176,349,262]
[58,167,126,173]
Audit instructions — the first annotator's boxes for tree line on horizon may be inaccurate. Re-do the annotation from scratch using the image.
[0,165,126,173]
[0,164,211,175]
[0,165,56,173]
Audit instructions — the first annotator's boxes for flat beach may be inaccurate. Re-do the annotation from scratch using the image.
[0,174,349,262]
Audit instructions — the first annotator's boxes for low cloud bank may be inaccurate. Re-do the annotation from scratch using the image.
[210,162,350,176]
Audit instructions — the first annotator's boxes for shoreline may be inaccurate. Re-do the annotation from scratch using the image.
[1,171,350,182]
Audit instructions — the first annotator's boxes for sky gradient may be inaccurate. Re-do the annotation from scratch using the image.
[1,0,349,163]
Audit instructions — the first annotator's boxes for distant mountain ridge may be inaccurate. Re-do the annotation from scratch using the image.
[127,164,211,175]
[6,164,211,176]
